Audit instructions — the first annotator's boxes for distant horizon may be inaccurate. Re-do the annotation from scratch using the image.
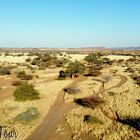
[0,45,140,49]
[0,0,140,48]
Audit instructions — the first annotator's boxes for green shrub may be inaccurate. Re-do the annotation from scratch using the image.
[17,70,26,78]
[84,115,104,124]
[15,107,39,123]
[13,82,40,101]
[84,54,98,63]
[0,67,10,75]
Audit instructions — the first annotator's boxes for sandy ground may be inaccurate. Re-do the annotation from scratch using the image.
[0,53,36,63]
[57,53,87,62]
[103,55,133,60]
[69,54,87,61]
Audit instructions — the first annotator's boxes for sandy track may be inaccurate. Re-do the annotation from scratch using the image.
[106,74,127,91]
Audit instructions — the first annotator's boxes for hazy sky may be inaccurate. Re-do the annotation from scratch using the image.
[0,0,140,48]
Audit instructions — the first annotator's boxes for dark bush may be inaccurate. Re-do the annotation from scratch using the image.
[11,81,22,86]
[117,59,124,63]
[84,115,104,124]
[25,57,31,62]
[130,75,140,86]
[58,70,66,78]
[116,114,140,131]
[31,59,39,65]
[63,87,81,94]
[74,96,104,109]
[124,67,134,73]
[0,67,10,75]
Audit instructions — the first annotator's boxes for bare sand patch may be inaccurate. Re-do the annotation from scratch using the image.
[69,54,87,61]
[103,55,133,60]
[0,54,36,63]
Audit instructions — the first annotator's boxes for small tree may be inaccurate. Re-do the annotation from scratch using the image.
[13,82,40,101]
[84,54,98,64]
[85,53,103,66]
[66,61,86,78]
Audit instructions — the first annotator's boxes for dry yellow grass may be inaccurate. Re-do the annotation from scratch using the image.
[65,65,140,140]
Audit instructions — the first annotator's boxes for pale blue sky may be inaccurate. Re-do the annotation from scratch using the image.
[0,0,140,48]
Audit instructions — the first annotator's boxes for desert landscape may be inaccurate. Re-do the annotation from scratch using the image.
[0,48,139,140]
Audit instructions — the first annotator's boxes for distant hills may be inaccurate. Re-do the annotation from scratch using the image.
[0,46,140,51]
[110,47,140,50]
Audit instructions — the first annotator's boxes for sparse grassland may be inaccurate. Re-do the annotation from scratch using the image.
[0,50,140,140]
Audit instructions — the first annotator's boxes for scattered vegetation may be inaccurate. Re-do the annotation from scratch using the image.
[124,67,134,73]
[130,74,140,86]
[16,70,33,80]
[31,54,68,68]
